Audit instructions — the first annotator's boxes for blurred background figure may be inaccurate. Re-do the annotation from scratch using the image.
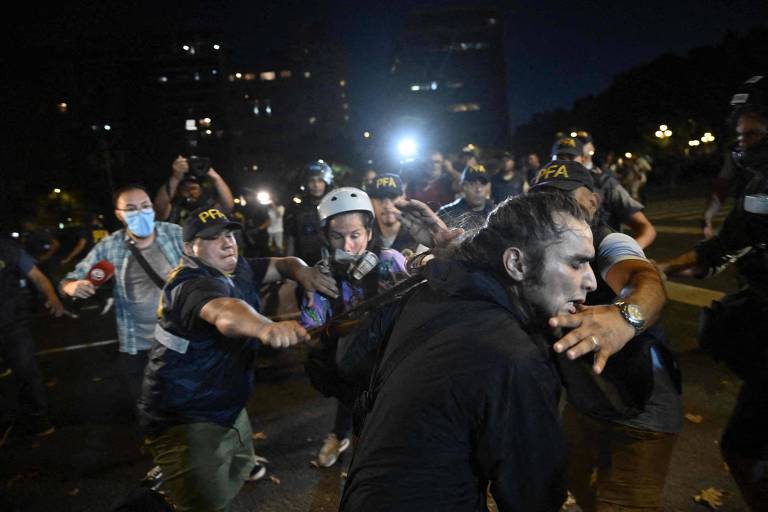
[491,151,529,204]
[60,212,109,270]
[266,195,285,256]
[437,166,494,229]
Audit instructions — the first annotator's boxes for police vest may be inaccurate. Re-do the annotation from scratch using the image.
[138,256,261,436]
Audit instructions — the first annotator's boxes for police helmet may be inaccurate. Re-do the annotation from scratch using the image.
[730,75,768,121]
[305,160,334,186]
[317,187,375,227]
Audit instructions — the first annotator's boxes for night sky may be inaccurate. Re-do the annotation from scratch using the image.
[9,0,768,132]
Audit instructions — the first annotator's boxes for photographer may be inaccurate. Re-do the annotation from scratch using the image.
[154,155,235,225]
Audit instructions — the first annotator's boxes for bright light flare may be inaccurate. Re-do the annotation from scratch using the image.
[257,191,271,205]
[397,137,418,158]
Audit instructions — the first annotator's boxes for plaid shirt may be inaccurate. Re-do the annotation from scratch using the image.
[62,222,184,354]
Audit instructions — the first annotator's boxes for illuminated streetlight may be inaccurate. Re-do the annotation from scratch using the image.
[688,140,701,147]
[53,188,61,194]
[659,124,668,131]
[624,152,633,158]
[655,130,663,138]
[104,124,111,131]
[293,196,302,204]
[363,131,371,138]
[570,132,577,137]
[701,132,715,143]
[256,191,271,205]
[664,129,672,137]
[213,44,220,50]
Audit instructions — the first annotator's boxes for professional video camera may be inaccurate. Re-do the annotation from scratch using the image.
[187,155,211,179]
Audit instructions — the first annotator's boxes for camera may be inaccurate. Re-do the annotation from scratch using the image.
[187,155,211,179]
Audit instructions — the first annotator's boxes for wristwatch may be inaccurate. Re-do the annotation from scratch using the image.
[614,300,645,335]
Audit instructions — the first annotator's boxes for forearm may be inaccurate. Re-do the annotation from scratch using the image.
[271,256,309,282]
[212,176,235,212]
[614,266,666,328]
[656,250,701,276]
[28,267,61,305]
[628,220,656,249]
[206,298,273,338]
[154,179,179,220]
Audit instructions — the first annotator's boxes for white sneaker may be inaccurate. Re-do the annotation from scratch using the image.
[247,455,269,482]
[317,433,350,467]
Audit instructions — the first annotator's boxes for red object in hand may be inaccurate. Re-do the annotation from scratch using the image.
[87,260,115,287]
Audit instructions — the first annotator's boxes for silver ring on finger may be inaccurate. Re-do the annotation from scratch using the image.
[590,335,601,353]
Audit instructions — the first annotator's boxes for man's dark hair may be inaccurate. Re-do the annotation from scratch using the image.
[112,183,149,207]
[453,192,589,283]
[556,153,576,161]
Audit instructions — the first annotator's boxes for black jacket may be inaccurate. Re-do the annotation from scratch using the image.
[340,258,567,512]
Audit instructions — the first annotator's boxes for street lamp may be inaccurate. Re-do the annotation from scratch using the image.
[688,140,701,147]
[363,131,371,139]
[654,124,672,139]
[701,132,715,143]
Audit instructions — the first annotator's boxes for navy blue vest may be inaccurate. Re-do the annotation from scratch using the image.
[138,256,261,436]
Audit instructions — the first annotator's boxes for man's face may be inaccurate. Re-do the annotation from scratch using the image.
[179,182,203,200]
[737,114,768,149]
[462,179,490,208]
[528,154,540,168]
[114,188,153,227]
[519,215,597,319]
[364,170,377,184]
[571,186,599,220]
[372,195,402,227]
[187,230,239,273]
[429,152,444,179]
[307,176,327,198]
[327,212,372,255]
[582,142,595,162]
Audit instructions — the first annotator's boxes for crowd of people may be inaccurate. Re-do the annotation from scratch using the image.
[1,74,767,512]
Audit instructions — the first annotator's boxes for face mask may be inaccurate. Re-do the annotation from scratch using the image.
[124,208,155,238]
[321,247,379,281]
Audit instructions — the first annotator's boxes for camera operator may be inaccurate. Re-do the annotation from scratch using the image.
[154,155,235,225]
[656,75,768,511]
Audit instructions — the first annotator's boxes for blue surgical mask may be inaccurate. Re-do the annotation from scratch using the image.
[124,208,155,237]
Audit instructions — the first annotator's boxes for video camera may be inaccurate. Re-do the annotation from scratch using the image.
[187,155,211,179]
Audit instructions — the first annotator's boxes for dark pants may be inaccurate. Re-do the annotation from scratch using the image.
[118,350,149,416]
[332,400,353,439]
[0,322,48,423]
[562,404,678,511]
[721,382,768,511]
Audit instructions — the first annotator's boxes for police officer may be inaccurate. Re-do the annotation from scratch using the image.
[138,206,337,510]
[657,75,768,511]
[368,173,419,255]
[572,131,657,249]
[284,160,334,265]
[437,166,494,229]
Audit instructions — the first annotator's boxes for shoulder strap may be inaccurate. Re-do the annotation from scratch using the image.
[125,238,167,289]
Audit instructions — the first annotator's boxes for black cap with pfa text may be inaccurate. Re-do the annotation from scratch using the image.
[530,160,595,192]
[183,207,242,242]
[368,173,404,199]
[460,165,490,184]
[551,137,584,158]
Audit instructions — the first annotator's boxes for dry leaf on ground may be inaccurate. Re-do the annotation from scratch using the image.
[693,487,724,510]
[685,413,703,424]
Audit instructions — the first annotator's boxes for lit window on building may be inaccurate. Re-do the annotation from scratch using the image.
[488,18,497,25]
[280,70,292,78]
[185,119,197,131]
[445,42,488,52]
[56,102,68,113]
[344,114,349,121]
[342,103,349,110]
[211,69,218,75]
[265,99,272,116]
[446,81,463,89]
[253,100,260,116]
[304,71,311,78]
[199,117,212,127]
[339,79,347,87]
[448,103,481,112]
[260,71,276,81]
[158,76,168,83]
[193,72,201,81]
[308,116,317,124]
[244,73,256,81]
[410,82,438,92]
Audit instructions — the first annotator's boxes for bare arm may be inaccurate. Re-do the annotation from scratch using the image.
[207,168,235,213]
[199,297,308,348]
[265,256,339,304]
[155,155,187,220]
[625,211,656,249]
[27,265,64,317]
[61,237,87,264]
[654,250,700,277]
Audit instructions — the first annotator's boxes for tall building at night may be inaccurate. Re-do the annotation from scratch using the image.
[386,6,510,153]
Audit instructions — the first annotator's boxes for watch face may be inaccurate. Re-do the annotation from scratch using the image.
[626,303,644,322]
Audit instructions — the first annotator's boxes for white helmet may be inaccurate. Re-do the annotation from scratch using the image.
[317,187,375,227]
